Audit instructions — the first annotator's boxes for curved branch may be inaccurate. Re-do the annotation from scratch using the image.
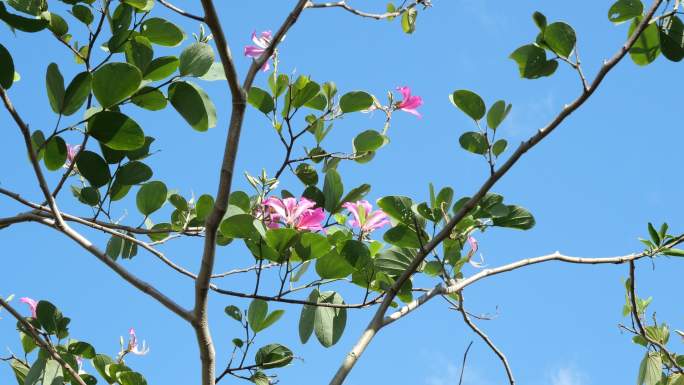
[305,0,428,20]
[328,2,665,383]
[457,294,515,385]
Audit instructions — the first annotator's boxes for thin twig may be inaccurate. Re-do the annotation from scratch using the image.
[158,0,204,22]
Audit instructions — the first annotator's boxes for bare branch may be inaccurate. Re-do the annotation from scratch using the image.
[0,298,88,385]
[458,294,515,385]
[158,0,204,22]
[305,0,429,20]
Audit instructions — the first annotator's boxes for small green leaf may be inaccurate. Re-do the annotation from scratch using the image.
[459,131,488,155]
[509,44,559,79]
[314,291,347,347]
[168,81,217,131]
[486,100,511,130]
[323,169,344,213]
[492,205,536,230]
[116,161,152,185]
[401,7,417,34]
[46,63,65,114]
[532,11,547,30]
[339,91,373,113]
[88,111,145,150]
[450,90,485,121]
[92,62,142,108]
[353,130,388,152]
[62,72,92,116]
[543,22,576,58]
[76,151,111,188]
[224,305,242,322]
[136,181,167,216]
[179,42,214,77]
[492,139,508,157]
[131,87,167,111]
[141,17,185,46]
[660,16,684,62]
[248,299,268,333]
[254,344,293,369]
[629,17,661,66]
[608,0,643,24]
[295,163,318,186]
[143,56,179,81]
[71,5,93,25]
[44,136,67,171]
[247,87,275,114]
[0,43,15,89]
[384,224,423,248]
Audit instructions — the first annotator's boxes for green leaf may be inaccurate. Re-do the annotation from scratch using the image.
[68,341,96,359]
[44,136,67,171]
[125,35,153,73]
[377,195,414,224]
[292,80,321,108]
[247,87,275,114]
[168,81,217,131]
[492,139,508,157]
[295,232,331,261]
[254,344,293,369]
[492,205,536,230]
[486,100,511,130]
[131,87,167,111]
[0,43,15,89]
[0,2,48,32]
[195,194,215,222]
[92,354,116,384]
[136,181,167,216]
[36,300,60,334]
[62,72,92,116]
[543,22,576,58]
[110,3,132,34]
[375,248,415,276]
[316,250,354,279]
[401,7,417,34]
[141,17,184,46]
[509,44,558,79]
[117,371,147,385]
[637,352,662,385]
[323,169,344,213]
[44,11,68,37]
[532,11,547,30]
[219,214,264,240]
[76,151,111,188]
[608,0,643,24]
[92,62,142,108]
[71,5,93,25]
[8,0,45,16]
[143,56,179,81]
[116,161,152,185]
[24,357,46,385]
[339,91,373,113]
[88,111,145,150]
[338,184,371,210]
[106,235,123,259]
[258,309,285,332]
[224,305,242,322]
[384,224,423,248]
[629,16,661,66]
[265,228,298,254]
[662,248,684,257]
[353,130,388,152]
[295,163,318,186]
[459,131,488,155]
[248,299,268,333]
[314,291,347,347]
[299,290,318,343]
[122,0,153,11]
[179,42,214,77]
[647,222,661,245]
[660,16,684,62]
[449,90,485,121]
[46,63,65,114]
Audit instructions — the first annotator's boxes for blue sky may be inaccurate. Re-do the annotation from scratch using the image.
[2,1,683,384]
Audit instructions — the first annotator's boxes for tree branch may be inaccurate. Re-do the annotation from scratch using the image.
[305,0,428,20]
[158,0,204,22]
[328,2,665,383]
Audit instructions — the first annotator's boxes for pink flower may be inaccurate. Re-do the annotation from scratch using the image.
[466,236,485,268]
[19,297,37,318]
[262,196,325,231]
[342,200,389,234]
[244,30,273,72]
[127,328,149,356]
[395,86,423,118]
[66,144,81,166]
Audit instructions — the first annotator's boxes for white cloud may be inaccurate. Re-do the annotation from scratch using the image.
[550,367,586,385]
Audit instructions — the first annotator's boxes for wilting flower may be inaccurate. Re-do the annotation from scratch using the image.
[66,144,81,166]
[342,200,389,234]
[244,30,273,71]
[466,236,485,268]
[395,86,423,118]
[19,297,37,318]
[262,196,325,231]
[127,328,149,356]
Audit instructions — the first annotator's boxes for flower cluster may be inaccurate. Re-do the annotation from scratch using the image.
[262,196,325,231]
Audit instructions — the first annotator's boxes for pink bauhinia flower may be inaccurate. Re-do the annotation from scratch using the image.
[342,200,389,234]
[262,196,325,232]
[395,86,423,118]
[19,297,37,318]
[127,328,149,356]
[66,144,81,166]
[466,236,486,268]
[244,30,273,72]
